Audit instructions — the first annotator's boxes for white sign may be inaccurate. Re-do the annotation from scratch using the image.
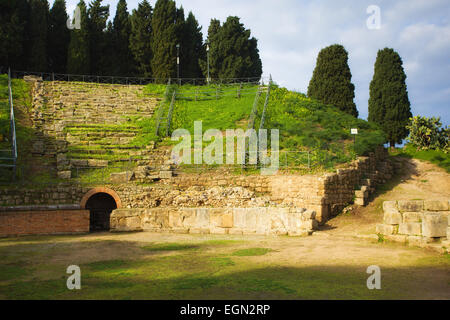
[351,128,358,135]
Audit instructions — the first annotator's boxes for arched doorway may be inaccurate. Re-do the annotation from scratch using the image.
[85,193,117,231]
[80,188,122,232]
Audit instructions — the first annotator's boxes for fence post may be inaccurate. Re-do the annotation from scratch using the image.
[307,151,310,169]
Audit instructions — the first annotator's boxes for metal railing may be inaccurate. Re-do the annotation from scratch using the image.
[0,68,18,181]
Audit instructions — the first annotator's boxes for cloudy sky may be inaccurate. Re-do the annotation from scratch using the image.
[61,0,450,125]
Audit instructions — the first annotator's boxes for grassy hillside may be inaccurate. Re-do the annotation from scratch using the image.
[0,75,32,158]
[140,82,385,169]
[390,144,450,173]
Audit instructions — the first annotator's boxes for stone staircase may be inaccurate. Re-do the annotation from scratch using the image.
[354,160,394,206]
[27,79,172,182]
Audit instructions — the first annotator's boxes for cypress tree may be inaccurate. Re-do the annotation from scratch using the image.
[48,0,70,73]
[151,0,177,80]
[112,0,132,76]
[67,0,90,74]
[174,6,185,79]
[199,18,221,79]
[307,44,358,117]
[368,48,412,148]
[28,0,50,72]
[129,0,153,77]
[0,0,29,70]
[181,11,204,79]
[87,0,109,75]
[200,17,262,79]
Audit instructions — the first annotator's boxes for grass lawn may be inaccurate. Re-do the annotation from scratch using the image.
[0,232,448,300]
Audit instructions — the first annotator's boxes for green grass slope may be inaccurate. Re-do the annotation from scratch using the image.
[141,83,385,169]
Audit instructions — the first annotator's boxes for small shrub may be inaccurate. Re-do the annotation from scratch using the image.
[406,115,449,152]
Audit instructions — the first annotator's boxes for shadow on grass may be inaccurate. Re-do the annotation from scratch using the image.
[0,235,449,300]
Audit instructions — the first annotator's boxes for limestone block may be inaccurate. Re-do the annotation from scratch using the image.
[57,171,71,179]
[403,212,423,223]
[195,208,210,228]
[71,159,88,167]
[376,224,397,235]
[221,213,233,228]
[398,222,422,236]
[355,190,368,198]
[159,170,173,179]
[422,213,447,237]
[398,200,423,212]
[407,236,423,246]
[383,201,397,212]
[354,197,366,206]
[110,172,132,184]
[233,208,247,229]
[301,209,316,220]
[88,159,108,167]
[383,209,402,225]
[385,234,407,243]
[424,200,449,211]
[447,227,450,239]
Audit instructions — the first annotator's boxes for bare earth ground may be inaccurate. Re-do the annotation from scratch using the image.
[0,157,449,299]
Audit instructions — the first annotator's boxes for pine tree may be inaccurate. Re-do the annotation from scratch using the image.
[129,0,153,77]
[28,0,50,72]
[368,48,412,148]
[87,0,109,75]
[0,0,29,70]
[67,0,90,74]
[181,11,204,79]
[112,0,132,76]
[48,0,70,73]
[151,0,177,81]
[307,44,358,117]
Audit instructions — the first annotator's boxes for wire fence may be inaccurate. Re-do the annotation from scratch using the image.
[4,67,264,87]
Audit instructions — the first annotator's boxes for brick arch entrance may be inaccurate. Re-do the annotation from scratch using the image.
[80,188,122,232]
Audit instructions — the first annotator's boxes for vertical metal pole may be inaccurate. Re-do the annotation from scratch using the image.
[206,42,210,85]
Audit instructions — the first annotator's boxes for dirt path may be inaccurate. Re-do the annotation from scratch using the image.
[323,157,450,237]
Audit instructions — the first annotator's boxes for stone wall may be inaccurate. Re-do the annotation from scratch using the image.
[376,200,450,245]
[110,207,319,236]
[0,147,394,225]
[0,206,89,237]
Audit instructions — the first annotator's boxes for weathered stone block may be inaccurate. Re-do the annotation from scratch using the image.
[384,209,402,225]
[398,200,423,212]
[110,172,132,184]
[383,201,397,212]
[221,213,233,228]
[386,234,407,243]
[424,200,448,211]
[159,170,173,179]
[354,197,366,206]
[301,209,316,220]
[57,171,71,179]
[398,222,422,236]
[422,213,447,237]
[403,212,423,223]
[88,159,108,167]
[376,224,397,235]
[447,227,450,240]
[355,190,368,198]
